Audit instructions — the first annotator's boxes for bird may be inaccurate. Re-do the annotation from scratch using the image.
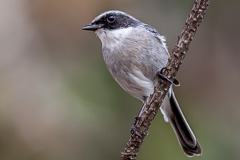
[82,10,202,157]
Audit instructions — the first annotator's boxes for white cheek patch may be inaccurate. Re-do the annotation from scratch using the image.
[95,27,133,47]
[109,27,133,39]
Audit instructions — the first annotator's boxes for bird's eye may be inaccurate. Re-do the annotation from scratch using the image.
[107,15,116,23]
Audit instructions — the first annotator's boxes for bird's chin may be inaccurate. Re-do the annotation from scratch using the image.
[95,28,104,35]
[95,29,106,42]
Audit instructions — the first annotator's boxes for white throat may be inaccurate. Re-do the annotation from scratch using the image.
[95,27,133,47]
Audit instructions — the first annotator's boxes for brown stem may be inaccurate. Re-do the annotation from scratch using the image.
[120,0,210,159]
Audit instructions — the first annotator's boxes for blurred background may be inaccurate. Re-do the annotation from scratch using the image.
[0,0,240,159]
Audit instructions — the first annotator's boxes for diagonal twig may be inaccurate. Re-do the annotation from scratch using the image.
[120,0,211,159]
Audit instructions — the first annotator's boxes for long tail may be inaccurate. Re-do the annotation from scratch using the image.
[161,90,202,157]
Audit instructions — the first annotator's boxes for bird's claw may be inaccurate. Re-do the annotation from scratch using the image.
[130,116,142,137]
[130,125,142,137]
[157,68,180,87]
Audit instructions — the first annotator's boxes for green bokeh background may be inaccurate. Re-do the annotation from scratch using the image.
[0,0,240,159]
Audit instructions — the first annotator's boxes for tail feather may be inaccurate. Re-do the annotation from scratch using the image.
[162,90,202,157]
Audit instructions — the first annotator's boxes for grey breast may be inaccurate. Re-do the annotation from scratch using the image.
[102,25,169,100]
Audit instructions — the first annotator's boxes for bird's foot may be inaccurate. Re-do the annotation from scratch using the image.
[157,67,180,87]
[130,116,142,137]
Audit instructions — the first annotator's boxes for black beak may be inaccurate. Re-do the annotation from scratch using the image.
[82,23,103,31]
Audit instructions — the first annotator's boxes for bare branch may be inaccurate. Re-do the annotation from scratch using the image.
[120,0,210,159]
